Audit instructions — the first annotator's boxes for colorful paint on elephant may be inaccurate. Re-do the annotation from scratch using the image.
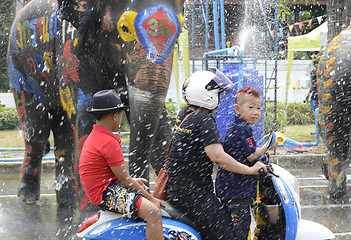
[59,86,76,118]
[8,0,185,208]
[12,7,58,53]
[317,24,351,197]
[59,41,80,83]
[135,5,182,63]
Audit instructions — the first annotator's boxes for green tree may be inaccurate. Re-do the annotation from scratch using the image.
[0,0,15,92]
[278,0,316,21]
[327,0,351,40]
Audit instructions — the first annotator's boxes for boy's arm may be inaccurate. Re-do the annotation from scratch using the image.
[110,164,164,207]
[205,143,266,175]
[247,141,279,162]
[247,142,269,162]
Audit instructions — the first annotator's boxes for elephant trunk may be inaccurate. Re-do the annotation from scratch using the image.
[126,44,173,180]
[121,4,182,181]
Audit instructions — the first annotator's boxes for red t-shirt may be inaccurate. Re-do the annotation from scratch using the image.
[79,125,125,205]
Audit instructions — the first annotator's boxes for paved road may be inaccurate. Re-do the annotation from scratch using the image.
[0,155,350,239]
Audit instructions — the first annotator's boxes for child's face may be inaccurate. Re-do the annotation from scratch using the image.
[112,111,123,131]
[235,96,261,125]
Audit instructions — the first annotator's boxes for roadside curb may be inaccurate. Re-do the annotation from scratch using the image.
[0,160,56,174]
[0,154,327,174]
[271,154,326,169]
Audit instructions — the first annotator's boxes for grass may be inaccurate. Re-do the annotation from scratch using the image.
[278,124,326,154]
[0,129,129,148]
[280,124,317,143]
[0,129,28,148]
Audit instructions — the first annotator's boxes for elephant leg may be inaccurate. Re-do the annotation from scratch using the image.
[18,105,50,204]
[125,40,174,181]
[50,107,77,206]
[325,106,350,197]
[149,106,172,175]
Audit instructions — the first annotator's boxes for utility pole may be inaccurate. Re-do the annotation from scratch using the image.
[273,0,278,131]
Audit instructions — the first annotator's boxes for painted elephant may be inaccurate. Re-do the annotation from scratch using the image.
[317,25,351,197]
[8,0,185,206]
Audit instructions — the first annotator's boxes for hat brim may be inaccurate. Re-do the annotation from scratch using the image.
[86,106,128,114]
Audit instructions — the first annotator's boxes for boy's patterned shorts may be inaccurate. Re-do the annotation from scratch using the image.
[101,181,142,219]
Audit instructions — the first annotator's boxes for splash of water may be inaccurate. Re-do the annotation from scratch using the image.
[238,26,256,52]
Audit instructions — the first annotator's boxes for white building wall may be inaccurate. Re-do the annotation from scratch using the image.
[0,93,16,108]
[167,59,313,104]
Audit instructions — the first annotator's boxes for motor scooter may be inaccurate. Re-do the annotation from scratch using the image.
[76,132,335,240]
[253,132,334,240]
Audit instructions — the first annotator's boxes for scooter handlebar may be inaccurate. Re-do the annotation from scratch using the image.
[258,167,265,175]
[257,163,278,178]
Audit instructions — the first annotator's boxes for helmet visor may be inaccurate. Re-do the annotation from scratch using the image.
[210,68,234,94]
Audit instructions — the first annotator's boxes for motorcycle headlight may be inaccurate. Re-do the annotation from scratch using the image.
[276,178,289,205]
[272,164,300,199]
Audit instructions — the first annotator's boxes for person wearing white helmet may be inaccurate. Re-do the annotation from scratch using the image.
[166,69,267,239]
[182,68,235,110]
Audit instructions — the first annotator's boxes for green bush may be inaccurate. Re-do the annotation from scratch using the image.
[0,102,315,132]
[0,107,131,131]
[0,107,130,131]
[286,103,315,125]
[0,108,19,129]
[165,102,187,128]
[264,102,287,132]
[264,102,315,132]
[120,112,130,132]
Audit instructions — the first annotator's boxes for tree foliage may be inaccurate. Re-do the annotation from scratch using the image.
[0,0,15,92]
[327,0,351,40]
[277,0,316,21]
[0,108,19,129]
[264,102,315,132]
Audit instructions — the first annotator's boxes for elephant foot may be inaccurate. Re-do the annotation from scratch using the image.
[18,188,40,204]
[328,178,347,198]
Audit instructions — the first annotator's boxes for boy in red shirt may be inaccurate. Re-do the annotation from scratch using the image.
[80,89,164,240]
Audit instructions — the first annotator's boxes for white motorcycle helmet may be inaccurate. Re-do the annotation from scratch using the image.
[182,68,234,110]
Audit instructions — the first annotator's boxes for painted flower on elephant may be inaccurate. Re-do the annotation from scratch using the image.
[59,40,80,84]
[331,158,339,167]
[59,86,76,118]
[77,88,93,127]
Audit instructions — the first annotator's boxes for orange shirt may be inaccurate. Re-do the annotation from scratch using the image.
[79,125,125,205]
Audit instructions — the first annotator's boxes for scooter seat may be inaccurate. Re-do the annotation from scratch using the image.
[161,201,195,228]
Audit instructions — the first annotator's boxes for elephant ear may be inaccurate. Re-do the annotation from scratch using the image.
[58,0,98,34]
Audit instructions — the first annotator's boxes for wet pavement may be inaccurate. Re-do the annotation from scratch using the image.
[0,168,77,240]
[291,168,351,239]
[0,155,350,240]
